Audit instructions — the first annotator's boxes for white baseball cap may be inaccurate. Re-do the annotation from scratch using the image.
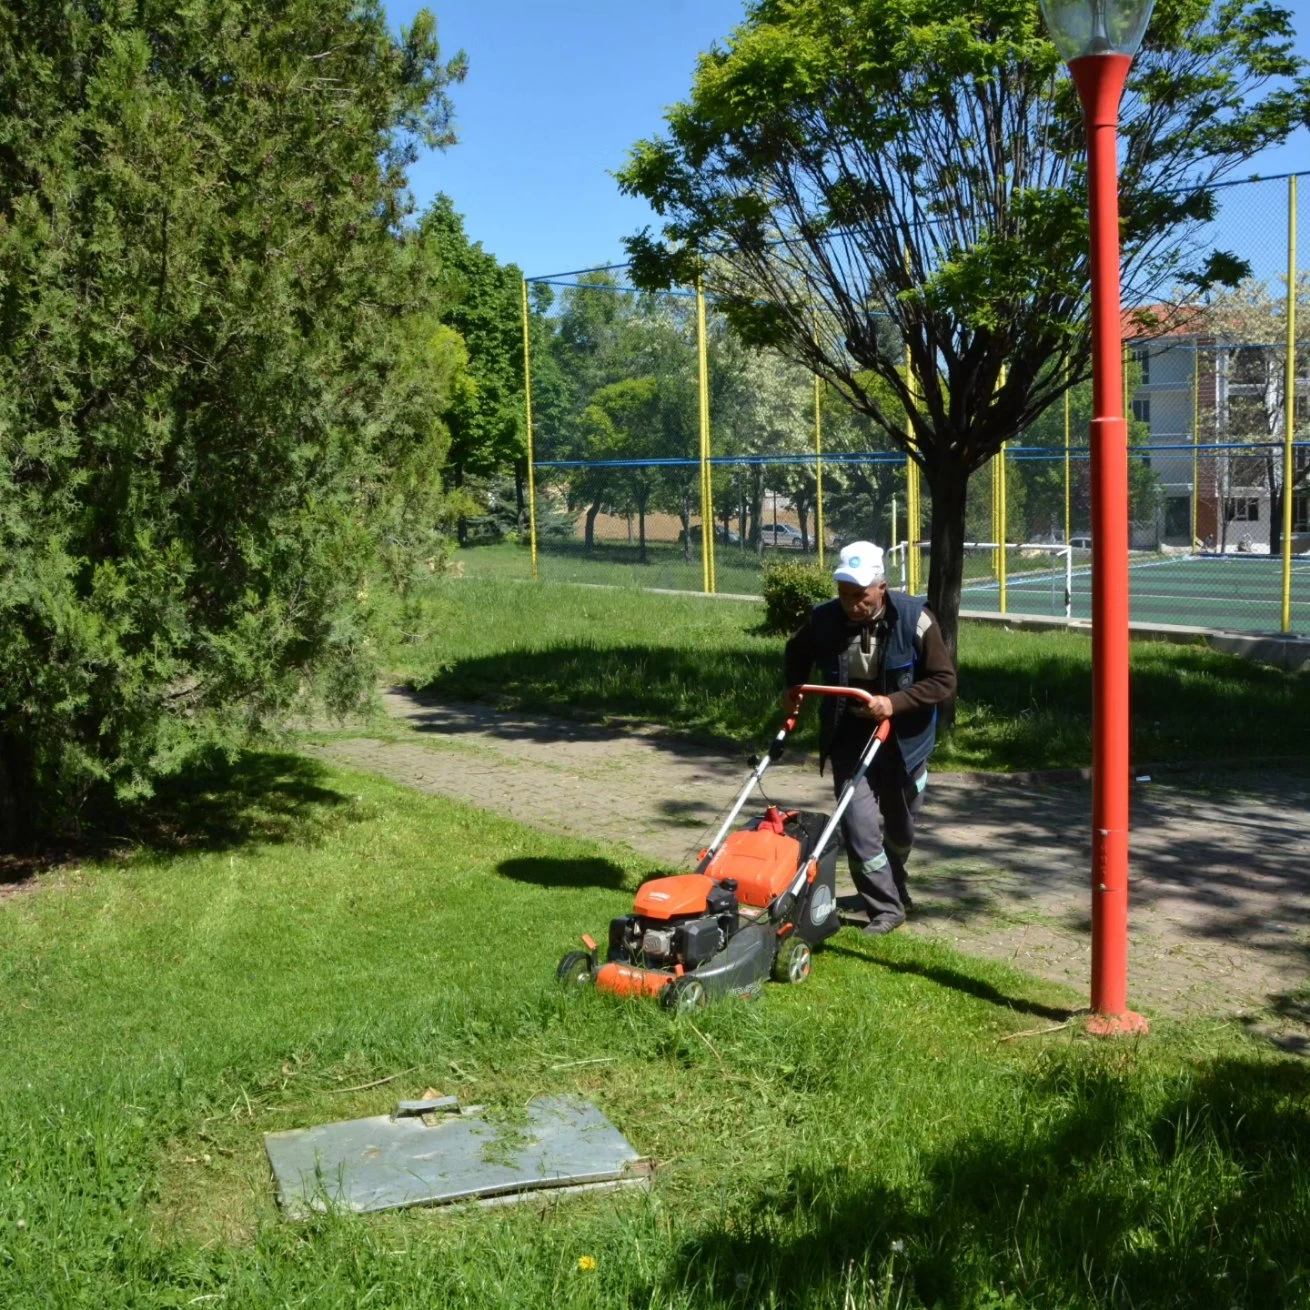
[833,541,885,588]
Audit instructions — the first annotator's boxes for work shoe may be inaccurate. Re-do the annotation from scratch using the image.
[862,912,906,937]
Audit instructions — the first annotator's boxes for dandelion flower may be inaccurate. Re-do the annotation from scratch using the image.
[578,1255,597,1272]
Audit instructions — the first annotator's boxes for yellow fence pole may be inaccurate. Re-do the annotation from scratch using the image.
[991,455,998,576]
[904,341,920,595]
[903,247,922,595]
[814,371,826,570]
[1064,378,1072,546]
[997,443,1008,613]
[1191,339,1200,551]
[696,277,715,594]
[520,278,539,580]
[1282,174,1297,632]
[996,362,1008,614]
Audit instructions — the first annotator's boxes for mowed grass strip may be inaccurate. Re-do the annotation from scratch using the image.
[2,754,1306,1308]
[397,574,1310,772]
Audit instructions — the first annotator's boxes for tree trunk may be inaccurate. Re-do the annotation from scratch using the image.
[453,462,468,547]
[750,465,765,555]
[514,460,526,535]
[796,498,810,553]
[638,497,648,563]
[681,494,693,563]
[924,462,968,723]
[584,501,600,553]
[1268,454,1282,556]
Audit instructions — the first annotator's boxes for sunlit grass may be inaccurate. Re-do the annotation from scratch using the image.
[395,576,1310,772]
[2,756,1306,1307]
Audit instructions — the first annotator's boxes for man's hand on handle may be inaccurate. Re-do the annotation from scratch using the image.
[855,695,894,722]
[780,688,893,722]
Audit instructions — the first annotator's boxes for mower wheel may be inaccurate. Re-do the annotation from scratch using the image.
[771,936,812,984]
[662,976,707,1014]
[556,951,594,988]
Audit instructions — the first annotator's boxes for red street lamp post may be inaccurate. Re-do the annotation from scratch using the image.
[1039,0,1153,1035]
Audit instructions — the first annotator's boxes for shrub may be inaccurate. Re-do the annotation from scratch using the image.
[761,560,832,634]
[0,3,466,843]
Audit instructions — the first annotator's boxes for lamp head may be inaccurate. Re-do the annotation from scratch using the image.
[1038,0,1155,61]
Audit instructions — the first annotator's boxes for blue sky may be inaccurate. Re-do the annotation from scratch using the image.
[386,0,749,276]
[384,2,1309,280]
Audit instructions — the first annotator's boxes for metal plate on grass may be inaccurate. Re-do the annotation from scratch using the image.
[264,1095,646,1218]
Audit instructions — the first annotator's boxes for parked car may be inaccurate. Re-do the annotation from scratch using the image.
[1068,535,1092,550]
[759,523,806,550]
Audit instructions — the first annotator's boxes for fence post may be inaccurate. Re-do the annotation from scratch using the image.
[997,363,1008,613]
[1191,338,1200,552]
[902,246,922,595]
[520,278,539,580]
[1282,174,1297,632]
[814,371,826,570]
[998,444,1008,612]
[904,364,921,593]
[1064,372,1072,545]
[695,276,715,594]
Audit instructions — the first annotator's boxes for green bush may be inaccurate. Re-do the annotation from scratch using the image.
[761,559,832,634]
[0,3,467,843]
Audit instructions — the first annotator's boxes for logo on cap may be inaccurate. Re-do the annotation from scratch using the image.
[849,556,861,567]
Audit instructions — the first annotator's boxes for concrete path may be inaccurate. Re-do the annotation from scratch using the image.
[307,689,1310,1044]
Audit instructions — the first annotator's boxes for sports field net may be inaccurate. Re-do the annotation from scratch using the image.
[457,173,1309,637]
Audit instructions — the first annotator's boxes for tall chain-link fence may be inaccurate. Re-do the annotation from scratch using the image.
[468,173,1308,637]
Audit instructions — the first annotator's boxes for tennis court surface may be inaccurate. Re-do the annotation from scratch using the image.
[961,551,1310,634]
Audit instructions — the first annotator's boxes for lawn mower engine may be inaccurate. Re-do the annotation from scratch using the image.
[560,807,841,1013]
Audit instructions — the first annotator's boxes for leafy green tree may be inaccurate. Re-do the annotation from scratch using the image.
[619,0,1308,654]
[585,377,666,561]
[0,1,465,842]
[419,196,526,540]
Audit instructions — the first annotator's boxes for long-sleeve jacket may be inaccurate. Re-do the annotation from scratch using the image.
[783,592,957,773]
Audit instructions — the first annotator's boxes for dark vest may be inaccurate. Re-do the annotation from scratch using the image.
[808,594,938,775]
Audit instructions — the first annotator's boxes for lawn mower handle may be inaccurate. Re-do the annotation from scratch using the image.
[769,715,892,924]
[788,684,881,710]
[696,688,886,873]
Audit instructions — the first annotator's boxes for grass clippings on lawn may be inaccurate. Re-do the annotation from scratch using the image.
[2,753,1307,1308]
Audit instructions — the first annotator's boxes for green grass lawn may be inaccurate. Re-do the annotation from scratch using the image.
[2,755,1307,1308]
[397,573,1310,772]
[460,539,1069,598]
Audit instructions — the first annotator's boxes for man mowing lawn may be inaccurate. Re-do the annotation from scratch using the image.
[783,542,957,935]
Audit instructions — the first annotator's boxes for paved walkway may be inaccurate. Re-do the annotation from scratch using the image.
[308,689,1310,1044]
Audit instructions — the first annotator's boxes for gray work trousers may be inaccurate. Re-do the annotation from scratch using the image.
[830,722,926,920]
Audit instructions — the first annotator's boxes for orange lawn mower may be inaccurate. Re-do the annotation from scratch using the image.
[556,685,892,1013]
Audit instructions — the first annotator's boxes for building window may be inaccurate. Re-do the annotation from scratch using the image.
[1133,347,1151,385]
[1296,495,1310,534]
[1225,497,1260,523]
[1132,396,1151,425]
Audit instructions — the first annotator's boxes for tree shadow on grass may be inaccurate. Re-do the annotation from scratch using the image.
[954,642,1310,778]
[823,940,1076,1022]
[3,752,353,893]
[106,750,351,859]
[646,1054,1310,1308]
[413,636,1309,778]
[496,855,630,890]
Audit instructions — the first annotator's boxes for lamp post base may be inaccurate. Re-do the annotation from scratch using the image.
[1086,1009,1149,1037]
